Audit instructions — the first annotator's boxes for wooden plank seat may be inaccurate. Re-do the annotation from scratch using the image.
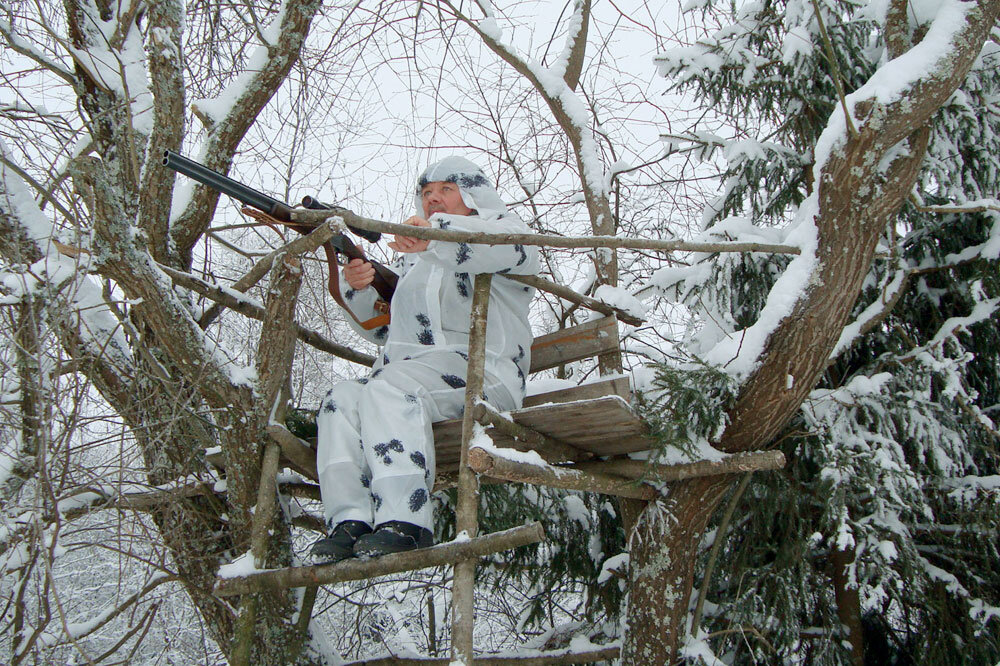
[437,315,650,472]
[432,385,650,476]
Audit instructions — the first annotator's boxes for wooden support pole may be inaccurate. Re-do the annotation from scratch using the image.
[250,443,283,568]
[213,523,544,597]
[575,450,786,482]
[344,644,620,665]
[232,252,302,665]
[467,447,655,500]
[472,402,587,463]
[288,585,319,663]
[453,273,493,664]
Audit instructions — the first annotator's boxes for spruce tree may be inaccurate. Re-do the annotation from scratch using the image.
[647,1,1000,662]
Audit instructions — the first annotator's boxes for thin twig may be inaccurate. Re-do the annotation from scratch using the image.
[691,473,753,635]
[811,0,858,138]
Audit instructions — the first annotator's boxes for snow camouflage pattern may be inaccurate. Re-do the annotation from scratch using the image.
[317,157,539,531]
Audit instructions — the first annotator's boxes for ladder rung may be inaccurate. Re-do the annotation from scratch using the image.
[214,522,545,597]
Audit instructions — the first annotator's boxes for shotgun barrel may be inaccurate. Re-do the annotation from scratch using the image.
[163,150,293,220]
[162,150,397,303]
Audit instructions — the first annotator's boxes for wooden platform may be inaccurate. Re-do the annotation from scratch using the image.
[256,376,651,482]
[432,379,650,475]
[213,316,653,482]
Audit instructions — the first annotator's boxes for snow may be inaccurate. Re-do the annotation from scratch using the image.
[648,435,727,465]
[782,24,814,64]
[525,377,577,395]
[832,269,908,358]
[922,292,999,352]
[470,422,495,450]
[471,427,551,468]
[66,6,154,136]
[680,634,726,665]
[593,284,647,319]
[217,551,268,579]
[562,495,589,528]
[877,539,898,562]
[0,142,133,370]
[597,552,629,584]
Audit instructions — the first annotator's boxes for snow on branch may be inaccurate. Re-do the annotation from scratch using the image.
[0,143,134,375]
[33,574,178,651]
[814,0,988,172]
[64,1,155,136]
[0,16,75,85]
[830,268,910,359]
[906,290,999,360]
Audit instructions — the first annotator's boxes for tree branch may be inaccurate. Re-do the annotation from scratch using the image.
[139,0,186,265]
[290,207,802,256]
[171,0,325,258]
[198,219,338,327]
[214,523,546,597]
[158,263,375,367]
[345,645,620,665]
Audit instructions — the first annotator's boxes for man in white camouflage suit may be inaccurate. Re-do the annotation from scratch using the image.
[312,156,539,562]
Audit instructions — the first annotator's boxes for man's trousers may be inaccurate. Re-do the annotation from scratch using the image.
[316,351,514,531]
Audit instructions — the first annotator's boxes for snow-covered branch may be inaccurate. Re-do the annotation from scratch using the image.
[0,14,75,85]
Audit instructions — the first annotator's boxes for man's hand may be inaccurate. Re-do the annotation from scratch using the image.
[343,258,375,290]
[388,216,431,254]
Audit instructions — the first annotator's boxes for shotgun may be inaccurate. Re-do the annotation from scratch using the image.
[162,150,398,305]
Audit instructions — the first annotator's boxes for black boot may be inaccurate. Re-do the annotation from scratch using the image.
[353,521,433,558]
[311,520,372,564]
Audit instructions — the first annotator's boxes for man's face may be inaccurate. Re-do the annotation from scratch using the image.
[421,181,473,218]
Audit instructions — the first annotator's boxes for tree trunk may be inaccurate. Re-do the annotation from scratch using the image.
[621,4,999,663]
[831,545,865,666]
[621,477,733,663]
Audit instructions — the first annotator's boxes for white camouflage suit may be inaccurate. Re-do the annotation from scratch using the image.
[316,157,540,532]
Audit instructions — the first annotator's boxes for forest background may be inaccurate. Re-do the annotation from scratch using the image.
[1,0,998,664]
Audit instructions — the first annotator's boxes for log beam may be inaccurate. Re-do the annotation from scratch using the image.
[345,645,620,665]
[467,447,655,500]
[214,522,544,597]
[577,450,786,482]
